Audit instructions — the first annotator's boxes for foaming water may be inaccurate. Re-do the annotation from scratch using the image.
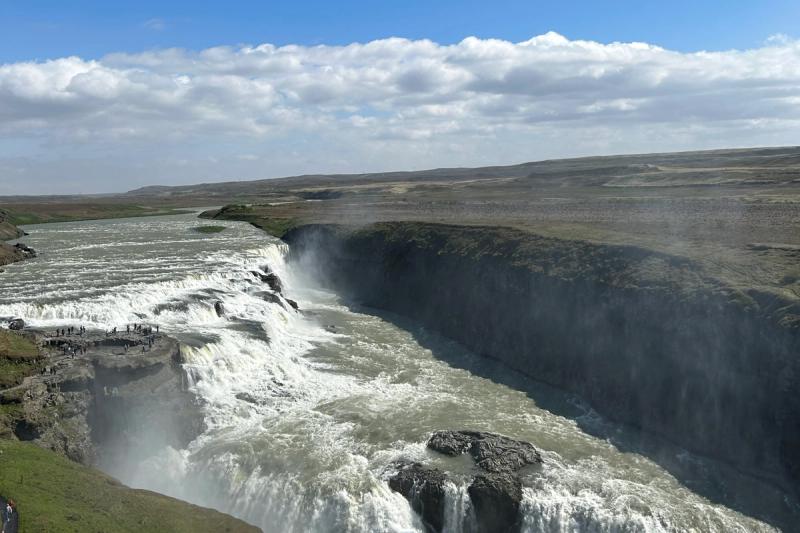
[0,213,792,532]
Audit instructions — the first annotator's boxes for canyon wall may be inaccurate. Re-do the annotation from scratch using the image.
[284,222,800,491]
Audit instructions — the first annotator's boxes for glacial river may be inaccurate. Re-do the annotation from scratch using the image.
[0,212,795,532]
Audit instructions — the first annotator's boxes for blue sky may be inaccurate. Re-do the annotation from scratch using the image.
[1,0,798,62]
[0,1,799,194]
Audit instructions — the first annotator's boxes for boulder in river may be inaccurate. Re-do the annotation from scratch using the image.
[387,461,447,533]
[428,430,542,474]
[214,301,226,317]
[263,273,283,294]
[388,430,542,533]
[235,392,259,404]
[256,291,284,307]
[250,270,284,293]
[8,318,24,330]
[285,298,299,310]
[468,473,523,533]
[13,243,36,258]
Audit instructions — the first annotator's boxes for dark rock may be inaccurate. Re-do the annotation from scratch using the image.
[285,298,299,310]
[468,473,523,533]
[250,270,267,282]
[13,243,36,257]
[263,273,283,294]
[252,267,284,294]
[8,318,24,330]
[428,430,473,456]
[235,392,259,404]
[426,431,540,533]
[428,430,542,474]
[256,291,285,307]
[387,461,447,533]
[214,301,226,317]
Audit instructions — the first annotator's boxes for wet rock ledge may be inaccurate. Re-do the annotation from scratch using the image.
[389,430,542,533]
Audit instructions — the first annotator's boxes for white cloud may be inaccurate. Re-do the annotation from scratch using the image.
[0,33,799,193]
[143,18,166,31]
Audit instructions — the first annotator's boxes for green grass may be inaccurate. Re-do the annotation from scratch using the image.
[191,225,226,234]
[208,205,299,238]
[0,330,38,361]
[251,217,298,238]
[5,205,192,226]
[0,440,259,533]
[0,330,40,389]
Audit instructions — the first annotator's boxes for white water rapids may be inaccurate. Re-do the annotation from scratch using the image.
[0,212,794,532]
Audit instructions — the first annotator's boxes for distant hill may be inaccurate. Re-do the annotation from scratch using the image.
[120,146,800,200]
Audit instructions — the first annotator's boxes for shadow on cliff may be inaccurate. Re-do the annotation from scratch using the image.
[345,301,799,532]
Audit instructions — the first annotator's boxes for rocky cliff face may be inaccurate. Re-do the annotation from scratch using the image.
[284,222,800,491]
[0,331,203,467]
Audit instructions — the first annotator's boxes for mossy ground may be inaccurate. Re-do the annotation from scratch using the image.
[0,440,259,532]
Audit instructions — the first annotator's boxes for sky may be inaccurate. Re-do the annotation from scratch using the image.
[0,0,799,194]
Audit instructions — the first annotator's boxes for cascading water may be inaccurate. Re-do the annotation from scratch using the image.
[0,212,792,532]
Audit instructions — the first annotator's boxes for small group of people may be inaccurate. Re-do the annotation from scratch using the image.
[62,342,86,358]
[53,325,85,337]
[2,498,17,533]
[127,323,158,335]
[39,365,57,376]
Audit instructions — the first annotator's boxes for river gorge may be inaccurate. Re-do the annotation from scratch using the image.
[0,212,797,532]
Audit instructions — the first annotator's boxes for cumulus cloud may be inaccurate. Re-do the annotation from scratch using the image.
[0,33,799,193]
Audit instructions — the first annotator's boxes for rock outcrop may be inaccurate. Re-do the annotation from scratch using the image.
[388,430,541,533]
[8,318,24,331]
[0,330,203,466]
[428,430,542,474]
[387,461,447,533]
[0,243,35,268]
[250,269,284,294]
[468,473,523,533]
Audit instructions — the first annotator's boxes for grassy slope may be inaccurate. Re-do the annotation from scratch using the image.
[0,330,40,389]
[0,440,259,533]
[3,204,191,225]
[200,206,296,238]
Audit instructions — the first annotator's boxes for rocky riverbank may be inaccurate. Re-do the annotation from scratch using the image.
[282,221,800,496]
[0,210,34,268]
